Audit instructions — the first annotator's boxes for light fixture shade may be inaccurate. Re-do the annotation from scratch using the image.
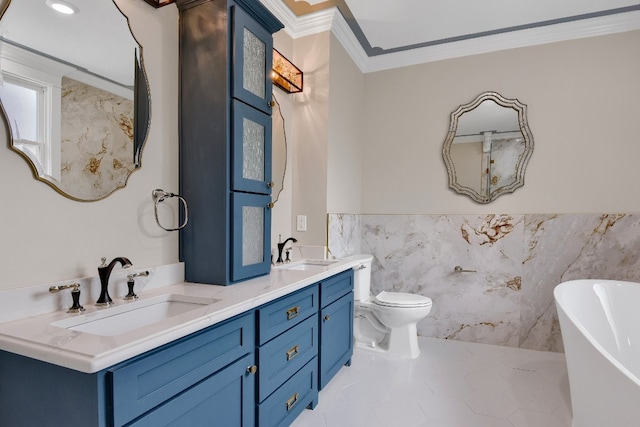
[143,0,176,7]
[272,49,303,94]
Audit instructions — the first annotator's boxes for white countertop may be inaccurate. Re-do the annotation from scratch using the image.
[0,255,370,373]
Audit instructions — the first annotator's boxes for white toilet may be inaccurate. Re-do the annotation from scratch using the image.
[353,256,432,359]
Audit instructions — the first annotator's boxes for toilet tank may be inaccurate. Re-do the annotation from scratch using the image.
[353,257,373,301]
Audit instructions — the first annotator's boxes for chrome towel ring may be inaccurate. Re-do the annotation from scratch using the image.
[152,189,188,231]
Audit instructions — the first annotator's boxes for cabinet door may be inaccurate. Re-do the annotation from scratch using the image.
[319,292,354,390]
[231,100,272,194]
[231,192,271,282]
[232,5,274,115]
[128,353,256,427]
[110,313,254,426]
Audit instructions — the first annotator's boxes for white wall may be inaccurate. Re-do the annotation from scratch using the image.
[0,0,180,289]
[360,30,640,214]
[274,31,365,247]
[327,34,365,215]
[271,31,294,249]
[289,32,331,246]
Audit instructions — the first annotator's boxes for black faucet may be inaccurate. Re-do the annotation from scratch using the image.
[276,236,297,264]
[96,257,132,306]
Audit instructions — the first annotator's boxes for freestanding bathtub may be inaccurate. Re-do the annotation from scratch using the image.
[554,279,640,427]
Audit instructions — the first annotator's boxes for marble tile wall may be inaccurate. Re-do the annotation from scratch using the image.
[59,77,134,200]
[328,213,640,352]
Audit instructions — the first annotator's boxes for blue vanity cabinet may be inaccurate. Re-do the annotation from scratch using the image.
[126,353,255,427]
[318,269,354,389]
[0,312,256,427]
[256,285,320,426]
[109,312,255,426]
[177,0,283,285]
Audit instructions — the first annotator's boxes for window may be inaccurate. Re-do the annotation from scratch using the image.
[0,73,52,176]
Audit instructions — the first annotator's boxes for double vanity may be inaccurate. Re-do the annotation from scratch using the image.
[0,256,367,426]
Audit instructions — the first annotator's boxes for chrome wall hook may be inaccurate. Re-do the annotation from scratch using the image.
[152,189,188,231]
[454,265,477,273]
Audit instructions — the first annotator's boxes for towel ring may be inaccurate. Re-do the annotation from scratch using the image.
[152,189,188,231]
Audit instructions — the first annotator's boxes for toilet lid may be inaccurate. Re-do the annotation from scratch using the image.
[373,291,432,308]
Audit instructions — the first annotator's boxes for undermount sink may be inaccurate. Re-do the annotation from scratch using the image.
[51,294,219,336]
[274,259,338,271]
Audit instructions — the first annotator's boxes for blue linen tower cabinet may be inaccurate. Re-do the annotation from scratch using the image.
[177,0,283,285]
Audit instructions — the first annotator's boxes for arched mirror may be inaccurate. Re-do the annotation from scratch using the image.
[442,91,533,203]
[0,0,150,201]
[271,93,286,205]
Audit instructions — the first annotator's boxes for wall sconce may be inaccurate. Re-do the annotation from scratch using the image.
[142,0,175,7]
[272,49,303,94]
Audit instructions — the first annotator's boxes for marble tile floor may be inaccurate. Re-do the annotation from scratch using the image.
[292,337,572,427]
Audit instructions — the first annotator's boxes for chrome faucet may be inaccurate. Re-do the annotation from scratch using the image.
[96,257,132,306]
[276,235,297,264]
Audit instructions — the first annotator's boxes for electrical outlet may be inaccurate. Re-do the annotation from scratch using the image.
[296,215,307,232]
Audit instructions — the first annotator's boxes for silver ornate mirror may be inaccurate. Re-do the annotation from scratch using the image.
[442,91,533,203]
[0,0,150,201]
[271,94,286,205]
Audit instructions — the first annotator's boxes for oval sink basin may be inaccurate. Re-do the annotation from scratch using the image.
[274,259,338,271]
[51,294,218,336]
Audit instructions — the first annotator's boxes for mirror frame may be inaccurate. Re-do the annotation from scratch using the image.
[0,0,151,202]
[270,93,287,206]
[442,91,534,203]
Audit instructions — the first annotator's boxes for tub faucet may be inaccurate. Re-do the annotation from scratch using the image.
[276,235,297,264]
[96,256,132,306]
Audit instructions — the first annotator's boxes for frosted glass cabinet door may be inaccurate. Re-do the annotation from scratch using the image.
[231,192,272,281]
[232,100,273,194]
[232,5,274,115]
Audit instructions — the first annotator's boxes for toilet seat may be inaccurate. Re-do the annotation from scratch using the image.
[373,291,432,308]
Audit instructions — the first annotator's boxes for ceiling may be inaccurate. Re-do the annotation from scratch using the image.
[261,0,640,72]
[0,0,137,87]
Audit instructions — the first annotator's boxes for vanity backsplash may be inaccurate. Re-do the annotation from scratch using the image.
[328,213,640,352]
[0,263,184,324]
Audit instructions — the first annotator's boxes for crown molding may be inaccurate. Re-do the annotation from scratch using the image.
[261,2,640,74]
[362,10,640,73]
[260,0,334,38]
[330,8,368,71]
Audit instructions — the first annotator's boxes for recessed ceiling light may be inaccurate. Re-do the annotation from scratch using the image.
[45,0,79,15]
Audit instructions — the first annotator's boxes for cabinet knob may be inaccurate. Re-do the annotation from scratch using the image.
[267,181,275,188]
[324,315,331,321]
[268,100,276,107]
[266,202,275,209]
[246,365,258,374]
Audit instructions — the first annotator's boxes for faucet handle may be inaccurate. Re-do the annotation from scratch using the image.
[100,257,107,267]
[124,271,149,301]
[49,283,85,313]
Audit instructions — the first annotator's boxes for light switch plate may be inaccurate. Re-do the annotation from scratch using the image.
[296,215,307,232]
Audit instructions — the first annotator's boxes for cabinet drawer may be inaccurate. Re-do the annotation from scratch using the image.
[258,285,319,345]
[109,312,254,427]
[258,357,318,427]
[320,269,354,308]
[127,352,255,427]
[258,313,318,401]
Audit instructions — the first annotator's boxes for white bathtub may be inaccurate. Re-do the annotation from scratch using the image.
[554,279,640,427]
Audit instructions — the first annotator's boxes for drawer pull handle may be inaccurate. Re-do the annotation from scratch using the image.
[286,306,300,320]
[286,345,300,361]
[246,365,258,374]
[285,392,299,411]
[324,315,330,321]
